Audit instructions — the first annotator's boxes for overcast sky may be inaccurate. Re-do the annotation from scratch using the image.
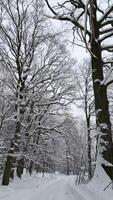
[45,0,90,62]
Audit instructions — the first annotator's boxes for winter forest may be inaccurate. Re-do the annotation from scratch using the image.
[0,0,113,200]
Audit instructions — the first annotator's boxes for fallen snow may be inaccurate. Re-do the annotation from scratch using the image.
[0,171,113,200]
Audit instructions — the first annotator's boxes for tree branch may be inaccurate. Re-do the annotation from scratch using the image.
[45,0,91,37]
[99,31,113,43]
[98,5,113,25]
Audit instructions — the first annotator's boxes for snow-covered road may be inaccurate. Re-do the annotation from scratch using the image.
[0,173,113,200]
[0,175,83,200]
[32,176,84,200]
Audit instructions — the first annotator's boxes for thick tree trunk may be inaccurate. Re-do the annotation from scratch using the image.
[2,118,22,185]
[2,155,13,185]
[16,88,25,178]
[90,0,113,180]
[92,48,113,179]
[2,141,15,185]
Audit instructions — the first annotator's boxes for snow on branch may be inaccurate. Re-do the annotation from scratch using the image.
[102,44,113,52]
[100,27,113,35]
[99,31,113,43]
[101,18,113,28]
[45,0,91,37]
[101,67,113,87]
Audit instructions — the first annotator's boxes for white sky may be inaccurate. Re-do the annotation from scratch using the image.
[45,0,90,61]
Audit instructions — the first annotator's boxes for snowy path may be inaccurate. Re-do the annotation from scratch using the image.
[0,173,113,200]
[0,175,83,200]
[32,176,84,200]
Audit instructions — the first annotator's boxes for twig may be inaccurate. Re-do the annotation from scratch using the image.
[103,181,113,191]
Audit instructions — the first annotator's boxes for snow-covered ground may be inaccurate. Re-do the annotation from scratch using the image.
[0,169,113,200]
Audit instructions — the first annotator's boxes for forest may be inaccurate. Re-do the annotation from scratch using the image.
[0,0,113,200]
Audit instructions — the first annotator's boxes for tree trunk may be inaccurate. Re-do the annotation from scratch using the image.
[2,155,13,185]
[87,116,92,180]
[66,140,71,175]
[2,120,22,184]
[29,161,33,176]
[16,158,24,178]
[90,0,113,180]
[2,141,14,185]
[84,76,92,180]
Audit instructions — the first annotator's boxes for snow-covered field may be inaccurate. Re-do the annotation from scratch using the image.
[0,169,113,200]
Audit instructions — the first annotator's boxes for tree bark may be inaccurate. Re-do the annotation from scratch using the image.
[2,141,14,185]
[2,89,24,184]
[16,158,24,178]
[90,0,113,180]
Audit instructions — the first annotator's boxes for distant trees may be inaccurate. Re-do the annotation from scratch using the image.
[45,0,113,180]
[75,61,95,180]
[61,116,83,175]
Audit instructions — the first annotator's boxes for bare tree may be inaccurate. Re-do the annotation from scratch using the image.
[75,61,95,180]
[22,38,77,175]
[45,0,113,180]
[0,0,77,185]
[0,0,53,185]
